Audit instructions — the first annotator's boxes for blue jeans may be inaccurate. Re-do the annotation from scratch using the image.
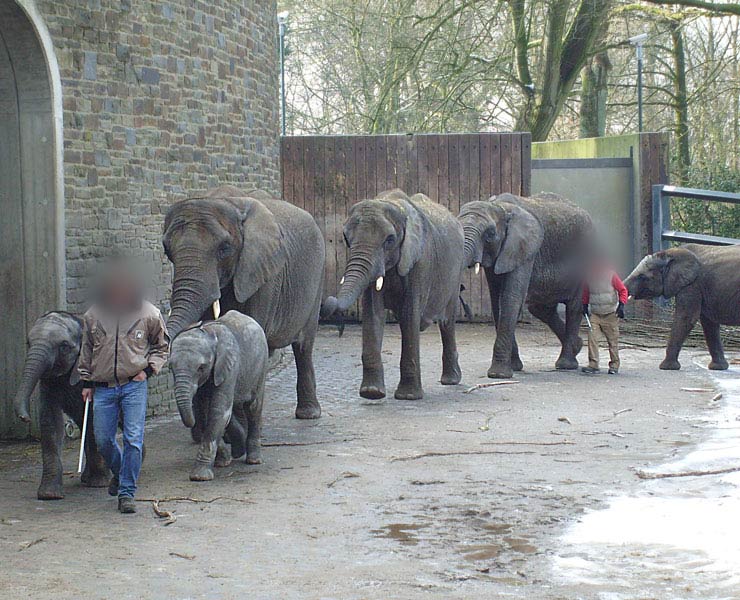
[93,380,147,498]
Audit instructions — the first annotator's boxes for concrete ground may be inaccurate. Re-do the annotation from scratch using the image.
[0,322,730,599]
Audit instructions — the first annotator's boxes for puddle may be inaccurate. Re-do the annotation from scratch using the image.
[553,366,740,598]
[371,523,425,545]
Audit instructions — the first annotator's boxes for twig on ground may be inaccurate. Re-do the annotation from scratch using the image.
[170,552,195,560]
[680,387,715,393]
[327,471,360,488]
[613,408,633,416]
[152,500,177,526]
[262,438,359,447]
[636,465,740,480]
[18,537,46,551]
[464,381,519,393]
[391,449,535,462]
[481,440,575,446]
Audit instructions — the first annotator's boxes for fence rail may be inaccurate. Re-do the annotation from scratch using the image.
[652,184,740,252]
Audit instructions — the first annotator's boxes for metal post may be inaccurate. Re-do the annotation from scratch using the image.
[636,44,643,133]
[278,12,288,136]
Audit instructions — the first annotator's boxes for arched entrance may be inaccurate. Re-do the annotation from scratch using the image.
[0,0,63,438]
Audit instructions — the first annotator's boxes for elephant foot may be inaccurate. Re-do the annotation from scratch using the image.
[37,483,64,501]
[246,451,263,465]
[360,384,386,400]
[511,356,524,372]
[394,383,424,400]
[709,360,729,371]
[81,471,109,488]
[189,464,215,482]
[555,355,579,371]
[488,362,514,379]
[659,358,681,370]
[295,401,321,420]
[440,363,462,386]
[214,455,232,468]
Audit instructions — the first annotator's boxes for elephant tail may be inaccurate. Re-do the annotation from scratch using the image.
[459,285,473,321]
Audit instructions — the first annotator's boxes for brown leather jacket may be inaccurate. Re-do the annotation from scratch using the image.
[78,301,169,387]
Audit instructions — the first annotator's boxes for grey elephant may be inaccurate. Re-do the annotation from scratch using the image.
[13,312,109,499]
[169,311,268,481]
[163,185,324,423]
[459,192,595,378]
[321,189,464,401]
[624,244,740,370]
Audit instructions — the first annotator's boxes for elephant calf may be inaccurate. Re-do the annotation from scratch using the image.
[624,244,740,370]
[170,311,269,481]
[14,312,108,500]
[322,189,464,401]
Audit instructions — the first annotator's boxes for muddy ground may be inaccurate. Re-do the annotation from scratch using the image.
[0,322,729,599]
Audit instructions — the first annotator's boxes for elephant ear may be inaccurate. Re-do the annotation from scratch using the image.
[662,248,700,298]
[398,199,426,277]
[212,328,238,387]
[229,197,287,303]
[494,203,544,275]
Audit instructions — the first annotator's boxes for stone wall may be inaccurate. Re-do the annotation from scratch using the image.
[40,0,280,414]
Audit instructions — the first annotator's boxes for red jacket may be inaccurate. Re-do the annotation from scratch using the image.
[582,273,628,305]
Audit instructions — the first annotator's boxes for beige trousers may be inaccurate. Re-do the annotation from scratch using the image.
[587,311,620,370]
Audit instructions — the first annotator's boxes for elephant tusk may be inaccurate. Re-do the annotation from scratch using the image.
[212,300,221,320]
[474,262,480,275]
[339,276,345,285]
[375,276,384,291]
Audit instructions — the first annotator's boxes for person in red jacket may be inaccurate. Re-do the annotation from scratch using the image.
[581,261,628,374]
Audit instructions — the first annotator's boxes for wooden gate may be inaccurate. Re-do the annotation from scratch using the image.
[280,132,532,320]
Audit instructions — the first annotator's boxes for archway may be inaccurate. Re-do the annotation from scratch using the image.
[0,0,63,438]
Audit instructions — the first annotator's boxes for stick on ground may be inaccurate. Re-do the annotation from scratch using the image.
[464,381,519,393]
[636,465,740,480]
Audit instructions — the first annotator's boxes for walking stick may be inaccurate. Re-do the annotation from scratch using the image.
[78,399,90,473]
[584,313,592,330]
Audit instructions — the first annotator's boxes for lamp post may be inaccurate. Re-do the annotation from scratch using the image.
[278,11,289,136]
[629,33,648,133]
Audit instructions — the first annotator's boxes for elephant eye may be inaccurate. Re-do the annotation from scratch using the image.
[217,242,234,260]
[383,234,396,249]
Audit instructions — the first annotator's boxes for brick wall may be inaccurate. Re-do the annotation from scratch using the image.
[40,0,280,414]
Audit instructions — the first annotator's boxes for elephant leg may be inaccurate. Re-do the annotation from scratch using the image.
[487,267,529,378]
[37,396,65,500]
[224,414,246,462]
[488,272,522,371]
[701,314,728,370]
[556,298,583,370]
[529,302,567,344]
[292,316,321,420]
[661,301,700,370]
[395,289,423,400]
[190,401,232,482]
[360,287,386,400]
[439,298,462,385]
[78,404,109,488]
[245,382,264,465]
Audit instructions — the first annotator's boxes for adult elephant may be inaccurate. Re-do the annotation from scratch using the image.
[321,189,464,401]
[14,311,109,499]
[624,244,740,370]
[459,192,594,378]
[163,185,325,420]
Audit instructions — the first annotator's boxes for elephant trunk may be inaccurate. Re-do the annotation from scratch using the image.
[322,245,380,318]
[173,377,196,428]
[167,260,221,340]
[462,225,483,268]
[14,345,53,423]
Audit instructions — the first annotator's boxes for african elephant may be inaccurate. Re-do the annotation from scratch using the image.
[13,312,109,499]
[321,189,464,401]
[163,185,324,422]
[169,312,268,481]
[624,244,740,370]
[459,192,595,378]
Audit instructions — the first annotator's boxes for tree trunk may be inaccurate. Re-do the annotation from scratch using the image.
[670,20,691,182]
[579,52,611,138]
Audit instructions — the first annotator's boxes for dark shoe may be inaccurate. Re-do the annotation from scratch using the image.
[118,497,137,514]
[581,366,600,374]
[608,368,619,375]
[108,476,119,497]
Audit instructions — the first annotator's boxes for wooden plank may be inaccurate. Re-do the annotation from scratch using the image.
[425,134,440,203]
[511,134,522,196]
[374,135,388,195]
[491,133,501,195]
[354,135,368,202]
[500,133,513,194]
[520,132,532,196]
[437,135,450,213]
[478,134,493,318]
[384,134,399,191]
[416,134,430,197]
[292,138,306,211]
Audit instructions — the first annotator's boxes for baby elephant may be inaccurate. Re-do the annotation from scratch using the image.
[170,311,268,481]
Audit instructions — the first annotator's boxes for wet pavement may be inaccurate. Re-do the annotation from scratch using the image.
[0,322,737,599]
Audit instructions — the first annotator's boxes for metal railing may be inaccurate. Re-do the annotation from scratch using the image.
[652,184,740,252]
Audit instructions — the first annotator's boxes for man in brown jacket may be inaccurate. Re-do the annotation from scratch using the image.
[79,262,169,513]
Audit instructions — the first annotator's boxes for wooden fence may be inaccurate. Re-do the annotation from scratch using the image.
[280,132,532,320]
